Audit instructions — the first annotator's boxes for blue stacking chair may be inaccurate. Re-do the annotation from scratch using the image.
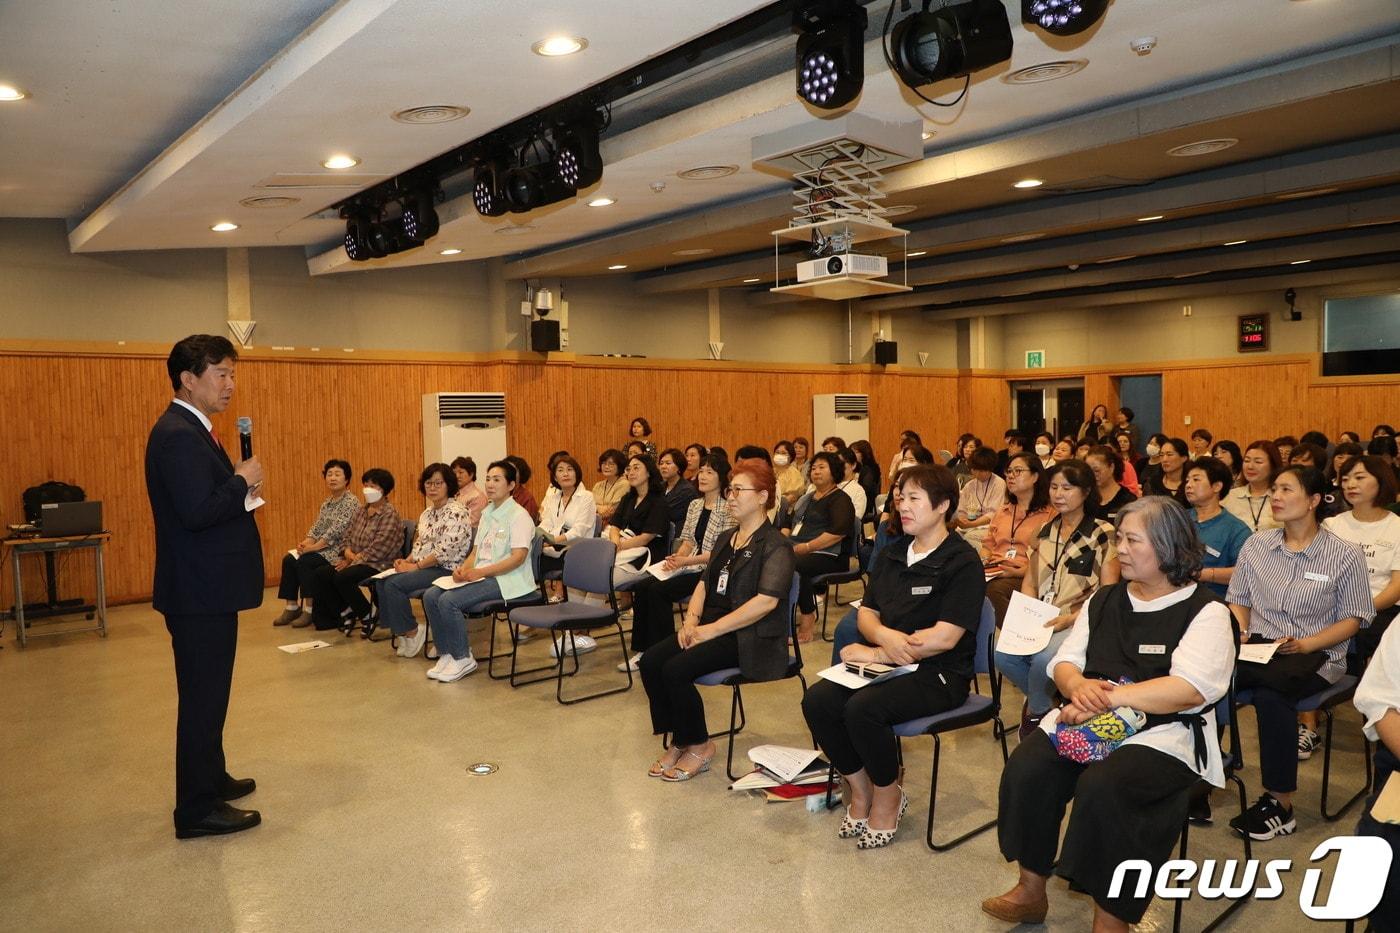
[815,523,865,642]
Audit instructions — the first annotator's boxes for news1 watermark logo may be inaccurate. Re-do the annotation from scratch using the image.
[1109,836,1393,921]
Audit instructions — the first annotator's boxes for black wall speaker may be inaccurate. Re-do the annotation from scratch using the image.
[874,340,899,365]
[530,319,561,353]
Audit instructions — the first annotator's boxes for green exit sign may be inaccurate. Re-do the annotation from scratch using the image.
[1025,349,1045,369]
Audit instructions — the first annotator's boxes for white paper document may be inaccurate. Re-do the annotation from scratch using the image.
[1238,641,1280,665]
[646,562,681,581]
[245,488,265,512]
[278,640,331,654]
[287,548,300,559]
[817,661,918,691]
[849,598,862,609]
[747,745,822,784]
[432,575,471,591]
[994,590,1061,656]
[368,567,399,580]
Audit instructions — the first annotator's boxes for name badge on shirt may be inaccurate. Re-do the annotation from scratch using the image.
[1205,545,1221,557]
[1139,644,1167,655]
[791,522,804,537]
[715,571,729,595]
[911,585,932,595]
[1004,547,1018,560]
[1304,571,1330,583]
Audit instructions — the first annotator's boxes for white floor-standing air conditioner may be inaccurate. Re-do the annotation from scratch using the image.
[422,392,507,470]
[812,393,870,446]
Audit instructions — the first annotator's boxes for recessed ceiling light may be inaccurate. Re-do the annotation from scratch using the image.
[1276,187,1338,201]
[1290,259,1312,265]
[677,165,739,181]
[588,196,615,207]
[907,250,927,258]
[608,264,628,270]
[392,105,470,125]
[322,154,360,170]
[0,84,28,101]
[1223,239,1248,246]
[439,248,462,256]
[1001,232,1045,243]
[1013,179,1044,190]
[1137,215,1164,222]
[532,36,587,57]
[743,277,761,283]
[1167,138,1238,158]
[210,222,239,232]
[673,248,713,256]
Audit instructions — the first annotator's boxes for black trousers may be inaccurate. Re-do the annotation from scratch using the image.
[795,551,846,613]
[630,572,704,654]
[1356,745,1400,933]
[639,630,741,746]
[802,669,968,786]
[277,550,330,601]
[1354,605,1398,672]
[309,562,378,628]
[985,575,1020,627]
[165,612,239,827]
[1235,653,1329,794]
[998,733,1199,924]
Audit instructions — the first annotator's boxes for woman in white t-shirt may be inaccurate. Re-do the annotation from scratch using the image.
[1325,455,1400,663]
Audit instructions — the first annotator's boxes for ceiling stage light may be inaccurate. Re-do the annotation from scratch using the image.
[473,160,509,217]
[1022,0,1109,37]
[890,0,1013,90]
[399,186,440,241]
[794,0,868,110]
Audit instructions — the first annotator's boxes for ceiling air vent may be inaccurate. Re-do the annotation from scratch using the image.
[1167,138,1238,158]
[1001,59,1088,85]
[392,105,471,125]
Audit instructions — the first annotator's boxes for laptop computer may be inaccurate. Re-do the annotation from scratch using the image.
[40,501,103,536]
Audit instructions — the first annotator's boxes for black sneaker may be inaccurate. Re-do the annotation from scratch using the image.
[1188,791,1213,826]
[1229,793,1296,840]
[1297,726,1320,761]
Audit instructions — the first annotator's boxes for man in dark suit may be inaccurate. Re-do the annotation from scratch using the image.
[145,334,266,838]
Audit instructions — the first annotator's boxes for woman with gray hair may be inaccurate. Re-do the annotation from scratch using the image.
[983,496,1234,932]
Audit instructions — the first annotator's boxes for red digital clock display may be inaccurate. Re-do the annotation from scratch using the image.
[1238,314,1268,352]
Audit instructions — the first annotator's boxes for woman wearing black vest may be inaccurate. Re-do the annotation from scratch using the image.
[802,465,986,849]
[984,497,1234,931]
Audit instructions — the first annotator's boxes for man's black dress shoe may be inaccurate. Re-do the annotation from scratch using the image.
[175,802,262,839]
[221,775,256,801]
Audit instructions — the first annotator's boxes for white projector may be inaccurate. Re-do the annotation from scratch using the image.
[796,253,887,282]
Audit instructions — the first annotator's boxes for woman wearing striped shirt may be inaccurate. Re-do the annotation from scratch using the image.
[1225,465,1374,841]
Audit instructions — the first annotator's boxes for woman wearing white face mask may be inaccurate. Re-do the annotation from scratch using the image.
[773,439,806,507]
[307,468,404,634]
[1135,433,1168,486]
[1033,432,1056,470]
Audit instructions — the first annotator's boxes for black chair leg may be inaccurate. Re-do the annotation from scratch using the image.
[557,622,634,705]
[926,733,998,851]
[723,685,744,781]
[1319,706,1373,820]
[1174,773,1254,932]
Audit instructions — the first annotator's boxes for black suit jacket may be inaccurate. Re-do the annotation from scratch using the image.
[145,403,264,615]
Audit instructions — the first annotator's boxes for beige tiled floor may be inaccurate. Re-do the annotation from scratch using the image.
[0,592,1376,931]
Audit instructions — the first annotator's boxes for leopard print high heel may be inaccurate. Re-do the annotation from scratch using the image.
[856,789,908,849]
[837,807,869,839]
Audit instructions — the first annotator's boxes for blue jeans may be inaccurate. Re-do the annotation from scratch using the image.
[375,568,444,636]
[423,578,505,660]
[995,628,1071,716]
[830,607,861,665]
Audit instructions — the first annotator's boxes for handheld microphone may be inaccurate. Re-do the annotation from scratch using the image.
[236,417,253,460]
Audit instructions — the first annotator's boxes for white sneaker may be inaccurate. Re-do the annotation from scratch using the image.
[617,652,642,673]
[398,625,428,658]
[550,633,597,658]
[426,655,453,680]
[437,654,478,682]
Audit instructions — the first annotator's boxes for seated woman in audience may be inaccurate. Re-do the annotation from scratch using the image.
[640,461,795,781]
[985,497,1234,931]
[504,455,539,523]
[830,483,907,664]
[948,434,978,474]
[1273,434,1297,465]
[1369,433,1399,471]
[1142,437,1188,499]
[886,429,922,483]
[1375,424,1397,439]
[608,454,671,592]
[793,436,812,482]
[451,456,487,529]
[1325,455,1400,664]
[628,416,658,459]
[658,447,700,526]
[272,459,360,627]
[1189,428,1213,460]
[954,446,1006,550]
[624,454,736,672]
[1224,439,1282,533]
[836,448,869,523]
[682,443,708,483]
[1338,430,1362,445]
[803,465,986,849]
[625,440,648,460]
[1073,439,1093,462]
[822,435,847,454]
[981,453,1055,624]
[771,440,807,507]
[1033,432,1056,469]
[1225,465,1373,840]
[1183,456,1251,599]
[1326,440,1365,494]
[375,463,473,659]
[788,451,857,643]
[1110,429,1141,496]
[592,449,629,524]
[1085,445,1136,523]
[1078,404,1112,443]
[538,455,597,602]
[850,439,882,514]
[421,460,539,683]
[996,460,1119,735]
[1051,436,1075,464]
[1353,620,1400,927]
[307,468,403,633]
[1290,443,1346,518]
[1210,439,1244,487]
[1135,432,1168,484]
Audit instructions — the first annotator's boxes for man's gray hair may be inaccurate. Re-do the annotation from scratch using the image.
[1114,497,1204,587]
